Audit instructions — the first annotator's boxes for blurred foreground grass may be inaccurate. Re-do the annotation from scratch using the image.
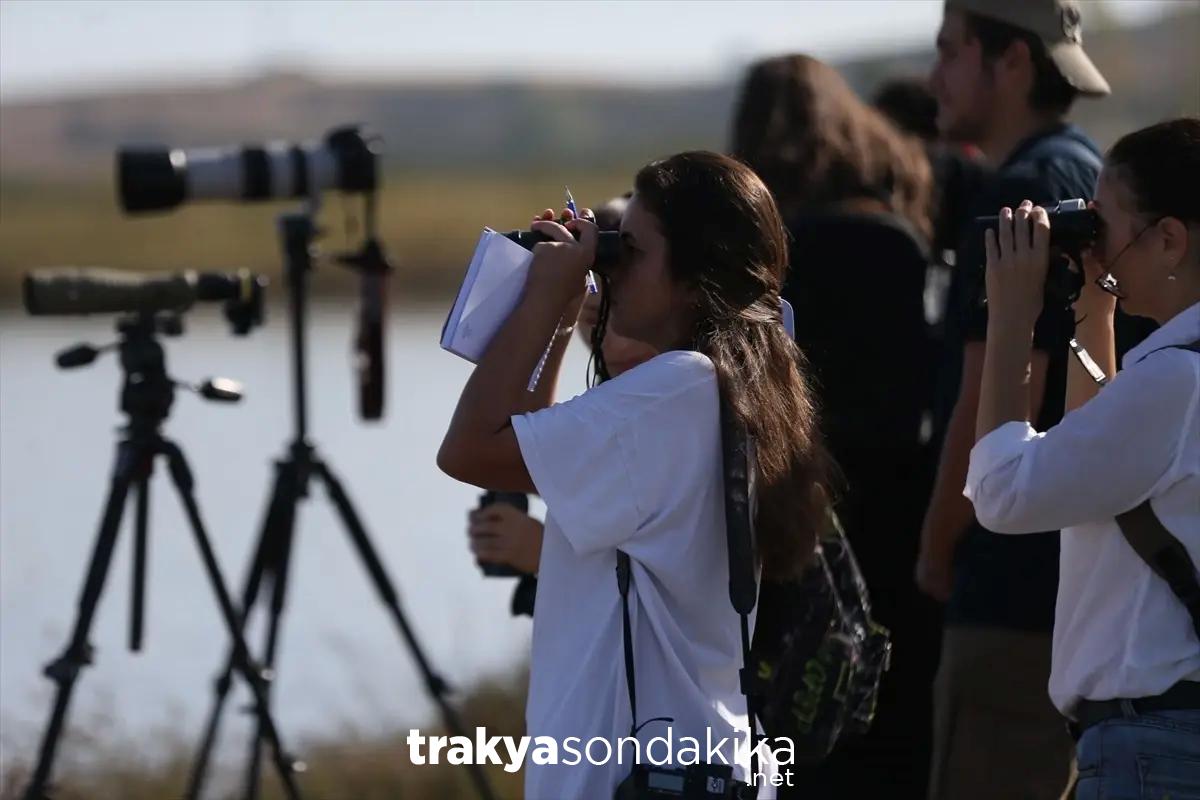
[0,168,634,303]
[0,667,530,800]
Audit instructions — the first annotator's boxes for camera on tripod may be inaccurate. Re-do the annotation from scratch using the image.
[24,267,267,335]
[974,199,1100,305]
[117,124,392,422]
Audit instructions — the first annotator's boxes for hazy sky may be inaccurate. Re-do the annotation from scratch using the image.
[0,0,1188,101]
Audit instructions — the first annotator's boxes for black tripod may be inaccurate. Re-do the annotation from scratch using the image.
[187,212,497,800]
[23,312,304,800]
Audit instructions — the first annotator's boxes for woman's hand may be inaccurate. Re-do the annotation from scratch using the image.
[467,503,544,575]
[984,199,1050,331]
[1071,203,1118,319]
[914,545,954,603]
[526,207,597,312]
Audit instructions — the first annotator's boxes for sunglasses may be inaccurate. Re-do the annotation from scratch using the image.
[1092,217,1162,300]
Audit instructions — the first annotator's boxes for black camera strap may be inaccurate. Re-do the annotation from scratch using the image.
[613,395,762,794]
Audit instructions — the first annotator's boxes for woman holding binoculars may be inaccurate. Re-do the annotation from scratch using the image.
[968,117,1200,800]
[439,151,836,799]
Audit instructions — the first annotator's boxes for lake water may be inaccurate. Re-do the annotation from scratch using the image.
[0,303,593,769]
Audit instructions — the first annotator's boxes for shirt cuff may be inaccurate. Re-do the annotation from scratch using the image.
[964,420,1039,502]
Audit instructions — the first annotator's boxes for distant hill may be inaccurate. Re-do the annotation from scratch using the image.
[0,7,1195,302]
[0,76,736,180]
[2,6,1196,181]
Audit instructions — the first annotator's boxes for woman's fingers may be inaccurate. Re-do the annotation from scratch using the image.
[1013,202,1032,260]
[998,207,1014,261]
[530,218,574,244]
[488,503,516,519]
[985,227,999,267]
[564,216,598,260]
[470,537,504,560]
[1031,206,1051,262]
[468,507,504,524]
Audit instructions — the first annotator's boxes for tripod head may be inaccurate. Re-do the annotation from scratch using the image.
[54,311,243,435]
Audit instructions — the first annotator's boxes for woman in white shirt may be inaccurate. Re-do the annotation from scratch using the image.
[439,151,835,799]
[968,118,1200,799]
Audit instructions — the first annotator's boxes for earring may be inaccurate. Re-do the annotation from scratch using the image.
[1168,274,1178,282]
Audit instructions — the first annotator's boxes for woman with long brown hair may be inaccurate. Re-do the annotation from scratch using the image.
[732,54,933,239]
[439,151,833,798]
[732,54,942,800]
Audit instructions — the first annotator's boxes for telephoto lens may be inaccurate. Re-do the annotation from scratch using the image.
[23,267,267,334]
[117,125,378,213]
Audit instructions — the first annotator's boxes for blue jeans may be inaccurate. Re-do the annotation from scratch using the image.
[1074,709,1200,799]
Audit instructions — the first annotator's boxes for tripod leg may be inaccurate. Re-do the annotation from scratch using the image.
[23,441,141,800]
[159,440,305,800]
[130,470,151,652]
[243,467,300,800]
[188,458,297,799]
[315,459,498,800]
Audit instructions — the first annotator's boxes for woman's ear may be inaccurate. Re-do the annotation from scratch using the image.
[1157,216,1191,276]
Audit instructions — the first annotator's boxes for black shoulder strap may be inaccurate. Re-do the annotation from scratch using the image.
[721,399,759,618]
[1114,338,1200,641]
[719,397,763,787]
[616,550,639,736]
[1116,502,1200,640]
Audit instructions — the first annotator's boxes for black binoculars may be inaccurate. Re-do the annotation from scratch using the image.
[502,230,622,274]
[974,199,1100,304]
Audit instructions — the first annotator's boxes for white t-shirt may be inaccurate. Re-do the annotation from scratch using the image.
[512,350,773,800]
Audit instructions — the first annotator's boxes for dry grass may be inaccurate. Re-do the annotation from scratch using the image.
[0,668,530,800]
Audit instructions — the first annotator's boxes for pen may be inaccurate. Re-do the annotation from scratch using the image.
[565,185,599,295]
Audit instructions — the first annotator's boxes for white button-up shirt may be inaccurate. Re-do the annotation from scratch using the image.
[965,301,1200,716]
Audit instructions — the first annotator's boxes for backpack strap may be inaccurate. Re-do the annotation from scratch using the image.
[1114,338,1200,641]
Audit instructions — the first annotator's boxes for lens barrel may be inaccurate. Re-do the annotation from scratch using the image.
[23,268,264,323]
[116,126,378,214]
[118,149,187,212]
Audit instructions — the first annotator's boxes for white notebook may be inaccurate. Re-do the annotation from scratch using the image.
[440,228,535,363]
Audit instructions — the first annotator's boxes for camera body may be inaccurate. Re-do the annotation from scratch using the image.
[974,199,1100,304]
[615,762,750,800]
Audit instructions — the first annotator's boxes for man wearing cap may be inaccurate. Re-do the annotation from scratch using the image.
[916,2,1155,799]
